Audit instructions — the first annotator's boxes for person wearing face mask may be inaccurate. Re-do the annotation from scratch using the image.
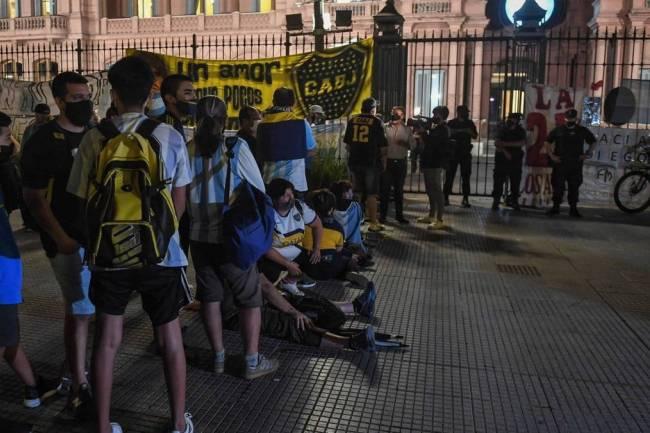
[21,72,95,418]
[545,109,596,218]
[381,106,415,224]
[491,112,527,211]
[418,106,451,230]
[238,105,263,172]
[185,96,279,380]
[445,105,478,208]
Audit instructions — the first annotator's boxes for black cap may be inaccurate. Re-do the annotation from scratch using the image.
[361,97,378,113]
[34,103,50,115]
[565,109,578,119]
[0,111,11,127]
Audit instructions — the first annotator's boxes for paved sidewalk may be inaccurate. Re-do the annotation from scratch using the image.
[1,196,649,433]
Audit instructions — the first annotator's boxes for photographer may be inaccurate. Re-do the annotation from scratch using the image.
[415,106,451,230]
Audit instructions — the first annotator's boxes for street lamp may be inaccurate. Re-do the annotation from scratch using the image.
[512,0,547,34]
[373,0,404,42]
[284,0,353,52]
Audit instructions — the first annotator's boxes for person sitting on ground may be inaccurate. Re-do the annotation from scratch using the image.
[302,189,361,280]
[330,180,370,259]
[0,164,43,410]
[222,274,378,352]
[258,178,323,296]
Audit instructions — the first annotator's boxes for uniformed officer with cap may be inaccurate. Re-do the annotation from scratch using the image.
[491,112,527,211]
[545,108,597,217]
[343,97,388,232]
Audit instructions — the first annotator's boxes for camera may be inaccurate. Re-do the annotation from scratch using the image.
[406,116,433,130]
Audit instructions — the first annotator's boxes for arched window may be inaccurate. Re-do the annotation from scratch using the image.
[34,59,58,81]
[0,0,20,18]
[1,61,23,80]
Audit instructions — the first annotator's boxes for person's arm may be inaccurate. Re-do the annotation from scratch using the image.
[260,277,313,330]
[23,188,79,254]
[305,120,317,157]
[264,247,302,276]
[172,186,186,219]
[581,129,597,159]
[470,121,479,140]
[237,139,265,191]
[544,129,560,162]
[307,215,323,264]
[170,130,192,219]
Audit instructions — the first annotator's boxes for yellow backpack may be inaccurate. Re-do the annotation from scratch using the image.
[85,118,178,269]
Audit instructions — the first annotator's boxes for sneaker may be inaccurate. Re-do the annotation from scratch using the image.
[367,223,385,233]
[569,207,582,218]
[296,275,316,289]
[349,327,377,352]
[280,279,304,296]
[353,282,377,318]
[69,383,94,420]
[416,216,433,224]
[428,220,446,230]
[23,384,42,409]
[213,352,225,374]
[110,423,124,433]
[461,199,471,208]
[546,206,560,216]
[396,217,410,225]
[244,355,280,380]
[170,412,194,433]
[56,376,72,396]
[345,272,371,288]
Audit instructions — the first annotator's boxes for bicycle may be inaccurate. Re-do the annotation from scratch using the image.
[614,146,650,213]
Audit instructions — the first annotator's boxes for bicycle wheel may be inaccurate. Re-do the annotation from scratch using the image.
[614,171,650,213]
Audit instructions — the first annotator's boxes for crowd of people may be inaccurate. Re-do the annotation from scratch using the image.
[0,54,598,433]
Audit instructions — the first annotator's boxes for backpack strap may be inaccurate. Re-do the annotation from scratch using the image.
[136,118,162,155]
[223,137,239,206]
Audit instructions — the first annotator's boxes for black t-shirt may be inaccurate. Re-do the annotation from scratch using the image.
[344,114,387,167]
[20,120,85,257]
[547,125,596,162]
[237,129,263,172]
[447,118,477,157]
[421,123,450,169]
[497,125,527,159]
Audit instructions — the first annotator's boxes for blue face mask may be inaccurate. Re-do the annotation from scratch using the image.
[147,92,165,117]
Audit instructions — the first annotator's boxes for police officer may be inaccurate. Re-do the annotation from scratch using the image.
[343,97,388,232]
[445,105,478,208]
[545,109,596,217]
[491,113,526,211]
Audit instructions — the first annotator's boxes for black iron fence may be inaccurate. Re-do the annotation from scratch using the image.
[2,28,650,195]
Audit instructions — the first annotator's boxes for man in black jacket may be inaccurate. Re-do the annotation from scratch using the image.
[417,106,451,229]
[445,105,477,207]
[492,113,527,211]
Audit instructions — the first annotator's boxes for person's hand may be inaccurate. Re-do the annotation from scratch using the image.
[56,235,79,255]
[549,154,561,163]
[580,151,593,161]
[310,249,322,264]
[286,262,302,277]
[291,310,313,331]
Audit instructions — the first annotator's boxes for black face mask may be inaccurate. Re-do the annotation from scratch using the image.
[432,116,442,124]
[390,114,401,122]
[176,101,197,118]
[65,100,93,127]
[566,120,577,127]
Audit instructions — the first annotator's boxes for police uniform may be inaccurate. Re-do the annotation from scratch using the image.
[492,121,526,208]
[546,122,596,212]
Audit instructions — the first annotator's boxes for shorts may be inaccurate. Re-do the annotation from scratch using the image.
[49,248,95,316]
[349,165,380,196]
[223,305,322,347]
[0,304,19,347]
[191,241,262,309]
[90,266,190,327]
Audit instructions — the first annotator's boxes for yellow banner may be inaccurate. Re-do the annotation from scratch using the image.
[130,39,373,125]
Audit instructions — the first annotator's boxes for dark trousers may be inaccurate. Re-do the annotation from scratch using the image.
[492,154,522,201]
[552,162,583,206]
[179,213,190,257]
[380,158,407,219]
[444,154,472,199]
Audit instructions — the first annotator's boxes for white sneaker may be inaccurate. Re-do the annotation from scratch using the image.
[280,279,304,296]
[111,422,123,433]
[171,412,194,433]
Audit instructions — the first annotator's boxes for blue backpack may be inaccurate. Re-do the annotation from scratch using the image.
[222,137,275,269]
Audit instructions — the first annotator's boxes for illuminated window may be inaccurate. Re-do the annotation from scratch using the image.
[1,61,23,80]
[192,0,221,14]
[34,0,56,16]
[0,0,20,18]
[413,69,445,117]
[126,0,159,17]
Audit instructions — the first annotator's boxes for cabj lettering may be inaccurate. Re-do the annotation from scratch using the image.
[303,71,358,97]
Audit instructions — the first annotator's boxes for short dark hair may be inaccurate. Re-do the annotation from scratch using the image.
[34,103,50,115]
[330,180,353,207]
[361,97,378,114]
[51,72,88,100]
[108,56,154,108]
[0,111,11,127]
[272,87,295,107]
[267,178,295,202]
[239,105,259,122]
[308,189,336,217]
[160,74,192,99]
[433,106,449,120]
